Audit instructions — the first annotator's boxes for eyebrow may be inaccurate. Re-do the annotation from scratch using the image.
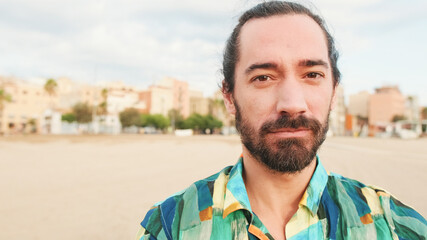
[245,62,279,75]
[298,59,329,68]
[245,59,329,75]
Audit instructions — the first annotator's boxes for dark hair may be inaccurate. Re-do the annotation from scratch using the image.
[221,1,341,94]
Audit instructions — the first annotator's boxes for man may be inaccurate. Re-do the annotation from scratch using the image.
[137,1,426,239]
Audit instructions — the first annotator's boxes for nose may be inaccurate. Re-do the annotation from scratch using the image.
[275,77,308,116]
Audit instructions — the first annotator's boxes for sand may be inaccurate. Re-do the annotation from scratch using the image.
[0,135,426,240]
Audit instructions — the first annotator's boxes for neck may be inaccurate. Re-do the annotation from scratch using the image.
[242,146,317,225]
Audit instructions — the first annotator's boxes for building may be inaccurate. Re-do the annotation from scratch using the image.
[158,77,190,118]
[0,76,126,134]
[0,76,60,134]
[210,90,234,128]
[104,81,146,114]
[328,85,346,136]
[348,91,370,118]
[347,91,371,136]
[94,81,146,134]
[56,77,102,113]
[404,96,420,122]
[369,86,405,126]
[140,77,190,117]
[189,90,209,115]
[140,85,174,116]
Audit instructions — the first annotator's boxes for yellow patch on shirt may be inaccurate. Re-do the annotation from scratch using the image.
[199,206,213,221]
[360,213,374,224]
[361,187,384,215]
[248,225,270,240]
[285,206,319,238]
[299,191,309,207]
[212,171,228,209]
[223,202,242,218]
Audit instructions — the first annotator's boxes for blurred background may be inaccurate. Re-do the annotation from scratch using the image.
[0,0,426,239]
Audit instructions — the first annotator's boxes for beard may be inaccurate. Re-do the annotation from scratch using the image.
[234,102,329,174]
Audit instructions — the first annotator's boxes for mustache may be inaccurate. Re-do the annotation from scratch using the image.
[260,114,322,136]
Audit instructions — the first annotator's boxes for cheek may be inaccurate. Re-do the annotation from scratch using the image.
[306,88,333,119]
[238,92,275,128]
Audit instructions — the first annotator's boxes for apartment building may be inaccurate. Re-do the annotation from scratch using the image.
[348,91,370,118]
[369,86,405,126]
[140,77,190,117]
[189,90,209,115]
[0,76,59,134]
[328,85,346,136]
[104,81,146,114]
[56,77,102,112]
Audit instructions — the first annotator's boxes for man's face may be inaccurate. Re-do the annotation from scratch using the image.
[224,14,336,173]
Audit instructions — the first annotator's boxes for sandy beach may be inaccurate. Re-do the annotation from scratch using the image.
[1,135,426,240]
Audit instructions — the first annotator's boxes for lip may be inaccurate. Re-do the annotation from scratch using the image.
[267,128,310,138]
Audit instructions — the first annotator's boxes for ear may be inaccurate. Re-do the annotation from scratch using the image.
[222,89,236,115]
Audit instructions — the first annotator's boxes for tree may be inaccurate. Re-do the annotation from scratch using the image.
[0,88,12,133]
[182,113,223,134]
[97,88,108,115]
[0,88,12,114]
[139,114,169,130]
[27,118,37,133]
[44,78,58,97]
[422,107,427,120]
[119,108,141,128]
[182,113,204,131]
[43,79,58,134]
[209,98,226,118]
[205,114,223,133]
[140,114,150,127]
[391,115,407,122]
[72,102,93,124]
[147,114,169,130]
[61,113,76,123]
[168,109,185,129]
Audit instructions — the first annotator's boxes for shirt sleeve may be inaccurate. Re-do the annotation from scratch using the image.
[138,204,174,240]
[136,226,157,240]
[380,193,427,239]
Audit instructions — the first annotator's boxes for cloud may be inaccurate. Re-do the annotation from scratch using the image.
[0,0,426,104]
[0,0,236,91]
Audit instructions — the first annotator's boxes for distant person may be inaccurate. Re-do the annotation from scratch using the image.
[137,1,427,239]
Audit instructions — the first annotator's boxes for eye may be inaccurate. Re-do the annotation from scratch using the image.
[305,72,324,79]
[253,75,271,82]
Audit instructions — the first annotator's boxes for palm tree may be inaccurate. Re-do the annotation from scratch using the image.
[0,89,12,112]
[97,88,108,115]
[27,118,37,133]
[43,78,58,134]
[0,89,12,133]
[44,78,57,97]
[422,107,427,120]
[209,98,226,119]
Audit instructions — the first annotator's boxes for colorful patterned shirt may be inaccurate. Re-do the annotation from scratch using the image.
[137,156,427,239]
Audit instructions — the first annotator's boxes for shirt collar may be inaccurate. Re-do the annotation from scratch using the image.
[298,156,329,215]
[223,156,251,218]
[222,155,329,219]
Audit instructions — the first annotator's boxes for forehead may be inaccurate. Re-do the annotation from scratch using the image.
[238,14,329,65]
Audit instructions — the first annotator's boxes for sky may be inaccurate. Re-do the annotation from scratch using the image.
[0,0,426,105]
